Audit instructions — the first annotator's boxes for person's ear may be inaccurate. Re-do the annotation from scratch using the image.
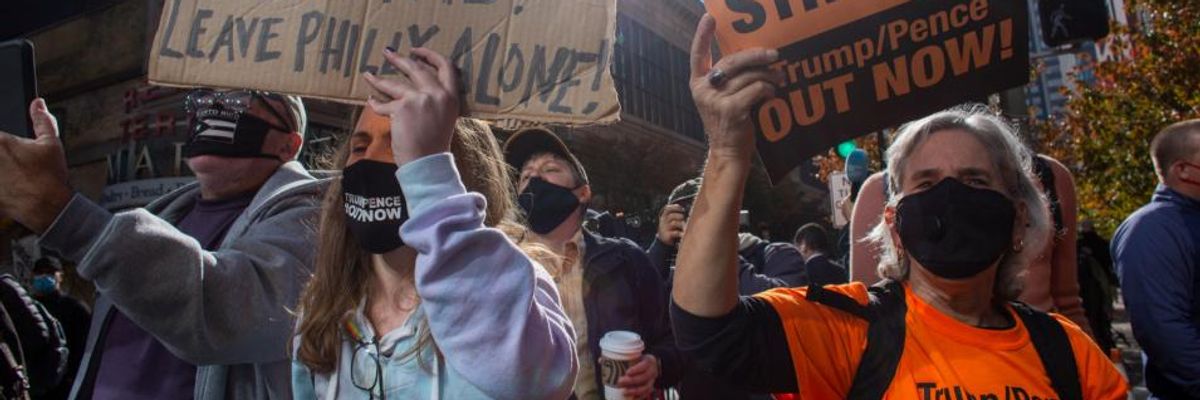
[283,133,303,160]
[1178,161,1194,181]
[884,205,903,253]
[577,184,592,204]
[1013,200,1029,253]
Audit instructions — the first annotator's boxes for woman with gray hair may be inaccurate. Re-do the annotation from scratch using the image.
[669,14,1126,399]
[865,105,1052,305]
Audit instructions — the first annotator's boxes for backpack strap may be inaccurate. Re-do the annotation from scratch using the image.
[805,284,867,319]
[804,280,907,400]
[1032,156,1064,236]
[1010,302,1082,400]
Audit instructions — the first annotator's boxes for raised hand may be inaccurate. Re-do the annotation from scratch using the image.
[0,99,73,234]
[657,204,686,247]
[363,47,463,166]
[689,14,784,161]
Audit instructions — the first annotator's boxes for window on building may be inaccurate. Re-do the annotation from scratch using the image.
[613,15,705,142]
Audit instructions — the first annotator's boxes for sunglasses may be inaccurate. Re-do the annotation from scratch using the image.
[184,89,294,132]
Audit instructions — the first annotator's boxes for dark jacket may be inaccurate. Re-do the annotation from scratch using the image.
[803,254,848,287]
[582,231,682,391]
[740,241,808,289]
[647,239,804,295]
[30,290,89,400]
[1114,185,1200,399]
[645,239,796,400]
[0,274,68,398]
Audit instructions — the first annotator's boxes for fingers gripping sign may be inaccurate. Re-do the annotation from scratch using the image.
[689,14,784,161]
[0,99,73,234]
[362,47,464,166]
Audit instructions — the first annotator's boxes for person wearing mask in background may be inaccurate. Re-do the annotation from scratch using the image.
[650,178,805,293]
[670,16,1126,397]
[505,127,681,399]
[291,47,576,399]
[791,223,847,286]
[0,91,324,399]
[849,154,1091,336]
[30,257,90,400]
[1113,119,1200,399]
[836,149,870,266]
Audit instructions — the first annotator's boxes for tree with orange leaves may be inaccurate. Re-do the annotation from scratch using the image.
[1037,0,1200,236]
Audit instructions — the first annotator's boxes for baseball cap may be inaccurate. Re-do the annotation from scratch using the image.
[669,178,702,204]
[503,127,589,185]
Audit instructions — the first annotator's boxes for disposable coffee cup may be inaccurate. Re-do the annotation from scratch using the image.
[598,330,645,400]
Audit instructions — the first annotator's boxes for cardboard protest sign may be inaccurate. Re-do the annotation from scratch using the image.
[149,0,620,125]
[706,0,1030,182]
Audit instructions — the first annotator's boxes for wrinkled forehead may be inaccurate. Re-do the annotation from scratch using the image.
[901,128,998,181]
[522,152,572,171]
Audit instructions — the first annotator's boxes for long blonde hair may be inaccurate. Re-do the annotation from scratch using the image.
[295,115,553,373]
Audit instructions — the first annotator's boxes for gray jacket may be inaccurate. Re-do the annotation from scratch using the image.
[39,161,326,400]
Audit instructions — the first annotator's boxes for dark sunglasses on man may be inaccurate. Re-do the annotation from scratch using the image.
[184,89,294,133]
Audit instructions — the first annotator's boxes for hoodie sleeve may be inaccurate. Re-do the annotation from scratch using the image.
[37,182,321,365]
[398,153,578,400]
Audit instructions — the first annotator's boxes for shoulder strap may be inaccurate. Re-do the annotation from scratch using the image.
[805,284,867,319]
[804,280,907,400]
[1010,303,1082,400]
[1032,156,1064,236]
[845,281,907,400]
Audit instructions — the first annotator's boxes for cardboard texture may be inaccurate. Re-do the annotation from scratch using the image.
[149,0,620,125]
[705,0,1030,182]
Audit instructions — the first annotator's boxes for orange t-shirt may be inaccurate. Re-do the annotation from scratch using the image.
[755,283,1128,399]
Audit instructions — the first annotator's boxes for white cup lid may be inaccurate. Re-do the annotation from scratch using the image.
[599,331,644,354]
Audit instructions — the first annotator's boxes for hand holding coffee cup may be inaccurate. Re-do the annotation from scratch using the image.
[599,331,658,400]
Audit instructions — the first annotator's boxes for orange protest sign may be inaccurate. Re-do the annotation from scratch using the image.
[704,0,1030,182]
[709,0,909,52]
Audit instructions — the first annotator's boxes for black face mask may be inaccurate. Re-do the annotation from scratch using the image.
[342,160,408,254]
[519,177,582,234]
[895,178,1016,280]
[182,90,293,160]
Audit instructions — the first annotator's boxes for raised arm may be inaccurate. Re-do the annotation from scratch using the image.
[400,153,576,399]
[364,46,576,399]
[672,14,783,317]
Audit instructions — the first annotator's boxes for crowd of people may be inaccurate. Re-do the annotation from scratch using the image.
[0,12,1194,400]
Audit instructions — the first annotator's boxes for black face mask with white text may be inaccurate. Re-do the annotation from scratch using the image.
[183,107,289,161]
[342,160,408,254]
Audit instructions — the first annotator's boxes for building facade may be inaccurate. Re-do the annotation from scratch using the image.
[1025,0,1127,120]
